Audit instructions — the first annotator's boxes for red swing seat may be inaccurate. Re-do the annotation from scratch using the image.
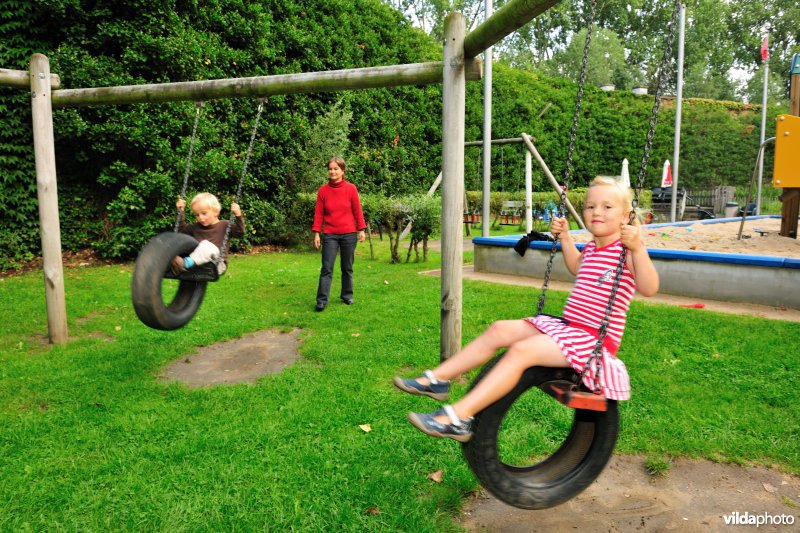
[540,380,608,411]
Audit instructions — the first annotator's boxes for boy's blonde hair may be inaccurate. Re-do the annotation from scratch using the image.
[588,176,640,226]
[190,192,221,214]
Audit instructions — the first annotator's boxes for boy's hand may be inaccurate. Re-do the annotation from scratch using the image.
[550,217,569,240]
[231,203,242,217]
[176,197,186,211]
[621,223,644,252]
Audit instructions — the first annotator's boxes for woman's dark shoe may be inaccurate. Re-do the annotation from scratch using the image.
[408,405,473,442]
[393,369,450,401]
[341,298,353,305]
[315,303,326,312]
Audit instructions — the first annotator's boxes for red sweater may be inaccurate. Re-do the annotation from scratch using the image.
[311,179,367,234]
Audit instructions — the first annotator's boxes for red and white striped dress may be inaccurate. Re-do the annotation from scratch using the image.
[525,239,636,400]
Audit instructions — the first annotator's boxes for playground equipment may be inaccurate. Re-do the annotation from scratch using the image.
[462,0,682,509]
[131,100,264,330]
[773,111,800,239]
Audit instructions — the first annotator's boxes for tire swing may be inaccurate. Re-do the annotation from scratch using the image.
[461,0,680,509]
[132,99,266,330]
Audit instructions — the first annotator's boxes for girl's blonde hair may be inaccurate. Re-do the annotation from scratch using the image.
[190,192,221,214]
[587,176,641,226]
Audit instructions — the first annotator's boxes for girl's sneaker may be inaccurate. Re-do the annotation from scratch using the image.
[407,405,473,442]
[393,370,450,401]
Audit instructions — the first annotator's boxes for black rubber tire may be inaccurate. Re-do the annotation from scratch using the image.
[131,232,208,331]
[462,352,620,510]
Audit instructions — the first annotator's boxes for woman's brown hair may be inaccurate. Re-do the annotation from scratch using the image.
[327,156,346,174]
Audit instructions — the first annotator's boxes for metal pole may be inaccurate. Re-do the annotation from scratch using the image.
[670,3,685,223]
[757,35,770,215]
[29,54,68,344]
[440,13,467,361]
[481,0,493,238]
[525,148,533,232]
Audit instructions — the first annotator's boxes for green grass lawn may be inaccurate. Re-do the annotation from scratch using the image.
[1,239,798,530]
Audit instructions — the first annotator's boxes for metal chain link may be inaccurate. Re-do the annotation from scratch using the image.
[219,98,267,262]
[579,0,682,392]
[174,101,204,232]
[536,0,596,316]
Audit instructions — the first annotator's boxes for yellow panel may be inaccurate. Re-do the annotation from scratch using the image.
[773,114,800,188]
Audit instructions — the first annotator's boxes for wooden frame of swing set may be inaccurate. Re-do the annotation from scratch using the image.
[3,0,561,345]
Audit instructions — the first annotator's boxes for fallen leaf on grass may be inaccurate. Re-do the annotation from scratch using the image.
[114,326,122,331]
[384,280,389,285]
[427,469,443,483]
[364,507,382,515]
[763,482,778,493]
[359,424,372,433]
[352,333,360,337]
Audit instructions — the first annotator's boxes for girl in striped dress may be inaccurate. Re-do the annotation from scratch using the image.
[394,177,659,442]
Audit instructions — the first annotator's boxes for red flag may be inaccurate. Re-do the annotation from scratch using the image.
[761,36,769,61]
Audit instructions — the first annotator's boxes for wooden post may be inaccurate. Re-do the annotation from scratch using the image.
[440,13,466,361]
[30,54,68,344]
[464,0,562,59]
[52,61,482,108]
[520,133,586,229]
[0,68,60,89]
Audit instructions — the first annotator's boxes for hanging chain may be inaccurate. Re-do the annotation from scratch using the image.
[560,0,596,206]
[219,98,266,261]
[174,101,204,232]
[536,0,596,316]
[578,0,682,393]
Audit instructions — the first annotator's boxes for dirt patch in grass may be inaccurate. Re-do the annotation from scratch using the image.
[159,329,302,388]
[460,455,800,532]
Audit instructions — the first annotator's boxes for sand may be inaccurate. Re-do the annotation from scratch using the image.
[571,218,800,259]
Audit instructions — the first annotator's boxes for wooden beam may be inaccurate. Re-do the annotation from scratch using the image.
[464,137,524,146]
[440,13,467,361]
[464,0,561,59]
[52,61,482,108]
[0,67,60,89]
[29,54,68,344]
[521,133,586,229]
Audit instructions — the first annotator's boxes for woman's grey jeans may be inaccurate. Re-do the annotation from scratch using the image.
[316,232,357,306]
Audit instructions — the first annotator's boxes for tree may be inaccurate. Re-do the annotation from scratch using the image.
[739,65,790,107]
[287,99,353,194]
[543,28,635,89]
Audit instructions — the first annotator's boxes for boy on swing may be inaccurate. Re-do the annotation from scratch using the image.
[394,177,659,442]
[171,192,245,275]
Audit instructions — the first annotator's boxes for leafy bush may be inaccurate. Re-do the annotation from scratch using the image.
[0,2,783,268]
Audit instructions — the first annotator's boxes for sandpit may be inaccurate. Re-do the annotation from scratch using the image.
[571,217,800,259]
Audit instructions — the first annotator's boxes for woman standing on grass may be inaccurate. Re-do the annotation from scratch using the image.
[311,156,366,312]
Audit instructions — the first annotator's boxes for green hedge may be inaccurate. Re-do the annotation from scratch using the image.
[0,2,785,269]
